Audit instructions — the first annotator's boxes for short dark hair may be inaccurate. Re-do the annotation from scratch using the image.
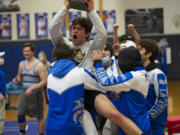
[137,39,160,62]
[118,46,143,73]
[22,42,36,52]
[104,43,114,57]
[119,34,135,42]
[72,17,93,34]
[52,43,73,60]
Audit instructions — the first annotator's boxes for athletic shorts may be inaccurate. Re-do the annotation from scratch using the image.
[84,90,105,111]
[17,89,44,118]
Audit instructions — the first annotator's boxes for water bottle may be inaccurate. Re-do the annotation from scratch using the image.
[164,127,168,135]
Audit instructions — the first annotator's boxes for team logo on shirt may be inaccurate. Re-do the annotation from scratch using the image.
[73,98,84,124]
[73,49,85,63]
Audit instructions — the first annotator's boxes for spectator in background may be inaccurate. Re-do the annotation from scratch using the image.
[38,51,50,72]
[0,51,6,135]
[13,43,47,135]
[38,50,50,104]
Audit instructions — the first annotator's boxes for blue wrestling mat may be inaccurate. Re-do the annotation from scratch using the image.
[4,120,38,135]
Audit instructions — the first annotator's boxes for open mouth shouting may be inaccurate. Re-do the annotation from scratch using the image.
[73,34,77,40]
[72,34,79,45]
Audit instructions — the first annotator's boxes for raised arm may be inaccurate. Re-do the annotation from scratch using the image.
[112,24,121,56]
[113,24,119,44]
[87,0,107,50]
[127,24,140,43]
[49,3,71,46]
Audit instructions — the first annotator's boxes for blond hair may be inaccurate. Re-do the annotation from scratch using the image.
[38,50,50,71]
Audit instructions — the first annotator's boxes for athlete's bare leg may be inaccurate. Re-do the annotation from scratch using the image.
[94,94,142,135]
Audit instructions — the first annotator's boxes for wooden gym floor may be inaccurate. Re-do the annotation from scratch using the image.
[5,80,180,121]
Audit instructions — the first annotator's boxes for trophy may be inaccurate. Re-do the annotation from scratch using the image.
[69,0,88,11]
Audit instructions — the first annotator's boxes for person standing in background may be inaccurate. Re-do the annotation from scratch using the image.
[0,51,6,135]
[13,43,47,135]
[38,50,50,104]
[38,51,50,72]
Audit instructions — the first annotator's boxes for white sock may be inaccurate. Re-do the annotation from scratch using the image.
[82,110,98,135]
